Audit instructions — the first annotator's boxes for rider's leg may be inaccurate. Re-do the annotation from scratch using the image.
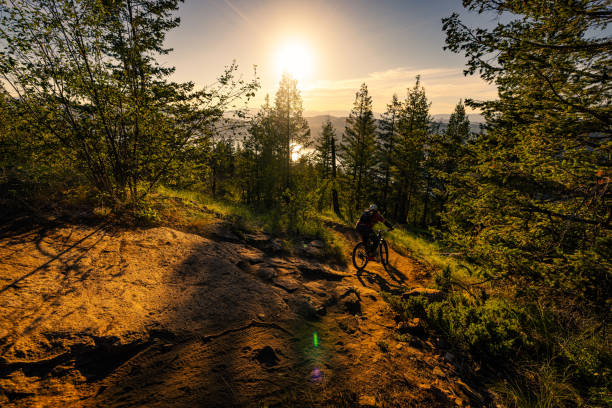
[368,232,378,255]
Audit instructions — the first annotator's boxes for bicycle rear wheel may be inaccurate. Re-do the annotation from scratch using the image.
[352,242,368,271]
[379,239,389,270]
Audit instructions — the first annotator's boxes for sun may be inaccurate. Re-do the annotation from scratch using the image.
[275,40,313,82]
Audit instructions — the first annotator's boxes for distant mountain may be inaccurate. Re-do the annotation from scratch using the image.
[431,113,485,123]
[305,114,485,143]
[305,115,347,142]
[217,113,485,144]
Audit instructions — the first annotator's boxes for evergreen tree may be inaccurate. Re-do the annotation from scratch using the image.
[339,83,378,220]
[238,95,282,206]
[315,118,335,179]
[392,76,432,223]
[314,117,343,216]
[427,100,472,225]
[443,1,611,309]
[377,95,402,213]
[273,73,310,189]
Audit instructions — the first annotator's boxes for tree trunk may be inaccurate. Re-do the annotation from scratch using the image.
[211,164,217,198]
[421,171,431,226]
[331,137,342,217]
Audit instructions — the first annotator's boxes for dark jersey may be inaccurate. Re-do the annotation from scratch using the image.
[356,210,390,229]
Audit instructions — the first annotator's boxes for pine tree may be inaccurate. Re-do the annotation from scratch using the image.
[339,83,378,220]
[427,100,472,225]
[377,95,402,213]
[315,118,335,179]
[239,95,282,206]
[443,1,611,308]
[392,76,431,224]
[274,73,310,189]
[314,117,342,216]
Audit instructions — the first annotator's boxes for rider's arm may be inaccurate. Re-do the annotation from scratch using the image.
[379,214,393,229]
[374,213,393,229]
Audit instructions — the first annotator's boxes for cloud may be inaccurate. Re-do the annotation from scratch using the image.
[298,67,497,114]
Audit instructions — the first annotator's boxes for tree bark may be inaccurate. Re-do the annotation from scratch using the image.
[331,137,342,218]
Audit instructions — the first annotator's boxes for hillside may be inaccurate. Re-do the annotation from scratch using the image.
[0,205,490,407]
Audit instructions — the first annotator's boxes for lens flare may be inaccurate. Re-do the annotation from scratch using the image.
[313,331,319,348]
[311,367,323,382]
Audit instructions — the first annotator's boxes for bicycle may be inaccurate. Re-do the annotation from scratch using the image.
[352,229,390,271]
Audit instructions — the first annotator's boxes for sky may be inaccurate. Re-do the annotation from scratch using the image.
[163,0,501,116]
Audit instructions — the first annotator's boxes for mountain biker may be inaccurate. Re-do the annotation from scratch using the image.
[355,204,393,260]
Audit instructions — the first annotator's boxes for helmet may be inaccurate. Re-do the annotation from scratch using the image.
[368,204,378,211]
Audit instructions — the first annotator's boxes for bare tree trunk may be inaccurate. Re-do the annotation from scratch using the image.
[331,136,342,218]
[421,171,431,226]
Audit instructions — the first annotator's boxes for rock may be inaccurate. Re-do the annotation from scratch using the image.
[455,380,485,404]
[315,304,327,316]
[407,335,432,350]
[433,366,445,377]
[402,287,444,302]
[235,260,254,272]
[358,394,377,407]
[289,297,318,320]
[309,240,325,248]
[297,264,344,281]
[256,266,277,281]
[237,249,265,264]
[269,239,284,252]
[303,281,327,297]
[274,276,300,292]
[245,232,270,245]
[396,318,425,336]
[303,246,321,257]
[452,396,465,407]
[337,316,359,334]
[213,229,240,242]
[341,292,361,315]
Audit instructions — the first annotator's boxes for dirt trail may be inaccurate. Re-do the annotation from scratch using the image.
[0,217,488,407]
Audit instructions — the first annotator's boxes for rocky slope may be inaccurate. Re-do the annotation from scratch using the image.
[0,216,489,407]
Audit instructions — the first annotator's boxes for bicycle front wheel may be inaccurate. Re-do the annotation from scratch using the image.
[352,242,368,271]
[379,239,389,269]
